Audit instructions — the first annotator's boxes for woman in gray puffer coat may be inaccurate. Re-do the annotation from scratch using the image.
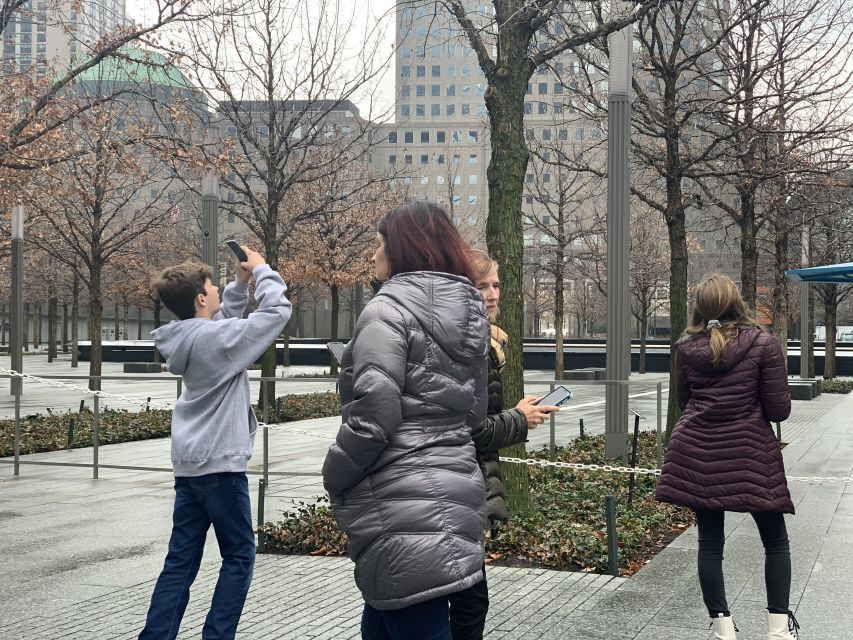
[322,203,490,640]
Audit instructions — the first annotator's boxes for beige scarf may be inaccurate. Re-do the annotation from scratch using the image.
[490,324,507,373]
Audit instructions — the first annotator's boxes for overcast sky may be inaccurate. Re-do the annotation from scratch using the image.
[123,0,399,116]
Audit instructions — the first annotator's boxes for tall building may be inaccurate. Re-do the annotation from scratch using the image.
[2,0,127,75]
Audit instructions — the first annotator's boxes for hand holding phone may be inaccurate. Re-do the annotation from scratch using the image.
[535,385,572,409]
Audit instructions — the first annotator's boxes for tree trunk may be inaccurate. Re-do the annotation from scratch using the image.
[88,264,104,391]
[71,273,79,368]
[62,301,69,353]
[554,267,565,379]
[665,209,689,441]
[772,216,790,364]
[259,243,278,406]
[639,301,649,375]
[137,305,143,340]
[824,290,838,379]
[1,303,6,345]
[35,304,43,350]
[153,298,162,363]
[329,284,340,376]
[23,302,30,351]
[739,189,758,312]
[114,300,120,340]
[480,11,535,516]
[48,296,57,362]
[122,303,129,341]
[281,316,291,367]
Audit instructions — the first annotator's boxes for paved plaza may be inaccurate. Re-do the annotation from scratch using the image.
[1,355,852,638]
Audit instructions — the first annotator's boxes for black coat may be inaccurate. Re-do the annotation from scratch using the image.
[470,346,528,523]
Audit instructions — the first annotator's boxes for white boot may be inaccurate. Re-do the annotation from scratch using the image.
[768,611,800,639]
[711,613,738,640]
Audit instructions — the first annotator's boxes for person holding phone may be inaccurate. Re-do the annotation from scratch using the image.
[447,250,560,640]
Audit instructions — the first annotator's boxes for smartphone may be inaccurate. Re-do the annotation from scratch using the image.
[224,240,247,262]
[326,341,346,365]
[536,385,572,409]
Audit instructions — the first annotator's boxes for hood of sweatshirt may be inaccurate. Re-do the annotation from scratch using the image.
[150,319,210,377]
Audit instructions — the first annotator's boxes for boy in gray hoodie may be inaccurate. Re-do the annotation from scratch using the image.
[139,248,291,640]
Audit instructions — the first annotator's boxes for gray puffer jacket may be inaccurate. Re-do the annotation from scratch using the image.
[322,271,490,611]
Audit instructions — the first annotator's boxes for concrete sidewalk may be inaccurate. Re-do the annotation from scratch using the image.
[0,370,850,638]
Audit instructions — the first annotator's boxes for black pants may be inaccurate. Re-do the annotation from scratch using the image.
[448,565,489,640]
[696,509,791,618]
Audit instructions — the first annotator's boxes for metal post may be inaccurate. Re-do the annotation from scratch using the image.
[656,382,663,468]
[263,425,269,488]
[548,383,556,461]
[257,478,266,553]
[800,225,809,380]
[605,11,632,458]
[262,379,269,425]
[10,205,24,397]
[11,205,24,476]
[776,421,782,443]
[605,495,618,576]
[201,173,219,276]
[628,412,641,508]
[579,418,585,439]
[93,392,100,479]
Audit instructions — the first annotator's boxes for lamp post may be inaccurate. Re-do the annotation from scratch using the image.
[201,173,219,276]
[11,205,25,476]
[800,223,809,379]
[605,5,632,458]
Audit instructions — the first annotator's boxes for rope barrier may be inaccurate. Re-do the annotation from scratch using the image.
[4,367,851,483]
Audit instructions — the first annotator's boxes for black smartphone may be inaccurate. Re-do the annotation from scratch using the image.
[536,385,572,408]
[224,240,247,262]
[326,341,346,365]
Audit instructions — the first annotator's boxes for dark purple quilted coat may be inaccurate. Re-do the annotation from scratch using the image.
[656,326,794,514]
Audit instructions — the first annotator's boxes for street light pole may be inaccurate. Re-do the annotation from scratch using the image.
[10,205,25,476]
[800,223,809,379]
[201,173,219,276]
[605,5,632,458]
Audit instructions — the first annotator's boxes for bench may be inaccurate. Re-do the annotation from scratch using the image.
[123,362,164,374]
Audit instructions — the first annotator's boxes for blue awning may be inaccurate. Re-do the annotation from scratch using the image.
[785,263,853,283]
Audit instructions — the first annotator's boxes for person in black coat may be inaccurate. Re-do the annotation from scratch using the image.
[448,251,559,640]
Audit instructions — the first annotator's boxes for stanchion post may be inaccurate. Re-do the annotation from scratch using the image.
[263,378,269,425]
[656,382,663,468]
[548,383,556,462]
[776,421,782,442]
[263,425,269,487]
[627,412,640,508]
[579,418,585,439]
[11,205,24,476]
[93,392,100,479]
[257,478,266,553]
[605,495,618,576]
[13,385,21,476]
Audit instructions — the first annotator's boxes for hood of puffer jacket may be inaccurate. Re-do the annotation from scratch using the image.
[677,325,764,374]
[377,271,489,364]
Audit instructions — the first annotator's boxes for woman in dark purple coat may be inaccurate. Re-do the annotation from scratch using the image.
[656,274,799,640]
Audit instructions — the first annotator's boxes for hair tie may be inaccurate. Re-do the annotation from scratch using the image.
[706,319,721,331]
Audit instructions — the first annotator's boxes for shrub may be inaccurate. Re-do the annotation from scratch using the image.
[258,392,340,423]
[260,432,694,575]
[821,378,853,394]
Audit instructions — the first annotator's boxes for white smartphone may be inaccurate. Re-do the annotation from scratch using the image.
[536,385,572,409]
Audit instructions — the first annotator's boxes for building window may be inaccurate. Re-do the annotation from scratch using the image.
[538,83,548,94]
[524,102,532,114]
[446,104,455,116]
[469,196,477,205]
[447,44,456,56]
[401,104,410,116]
[525,195,533,204]
[416,65,425,77]
[388,132,398,143]
[461,104,471,115]
[554,83,564,94]
[421,154,429,164]
[401,85,410,97]
[417,84,425,96]
[526,128,535,140]
[542,128,551,140]
[462,65,471,76]
[405,155,412,164]
[447,84,456,97]
[469,175,477,185]
[462,84,471,95]
[543,173,551,183]
[576,127,584,140]
[468,131,478,143]
[526,83,532,95]
[453,196,462,206]
[454,175,461,185]
[538,102,547,114]
[416,104,425,116]
[404,131,414,143]
[421,131,430,143]
[389,154,396,164]
[437,131,446,143]
[432,84,441,96]
[432,65,440,77]
[421,175,429,185]
[401,46,411,58]
[526,173,534,183]
[431,104,441,116]
[543,215,551,225]
[448,64,456,77]
[559,128,568,141]
[469,153,478,163]
[477,104,487,115]
[452,130,462,143]
[402,65,410,77]
[437,154,445,164]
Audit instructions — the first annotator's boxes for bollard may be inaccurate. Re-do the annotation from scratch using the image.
[92,393,100,479]
[145,397,151,412]
[257,479,266,553]
[579,418,585,439]
[628,413,640,508]
[67,418,76,449]
[79,399,85,413]
[605,495,618,577]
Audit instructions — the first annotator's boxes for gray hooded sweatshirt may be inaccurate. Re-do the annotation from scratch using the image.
[151,264,291,477]
[322,271,489,610]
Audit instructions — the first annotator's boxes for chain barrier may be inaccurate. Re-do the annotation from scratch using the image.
[4,367,852,484]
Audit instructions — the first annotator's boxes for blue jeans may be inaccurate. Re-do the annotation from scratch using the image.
[139,472,255,640]
[361,596,451,640]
